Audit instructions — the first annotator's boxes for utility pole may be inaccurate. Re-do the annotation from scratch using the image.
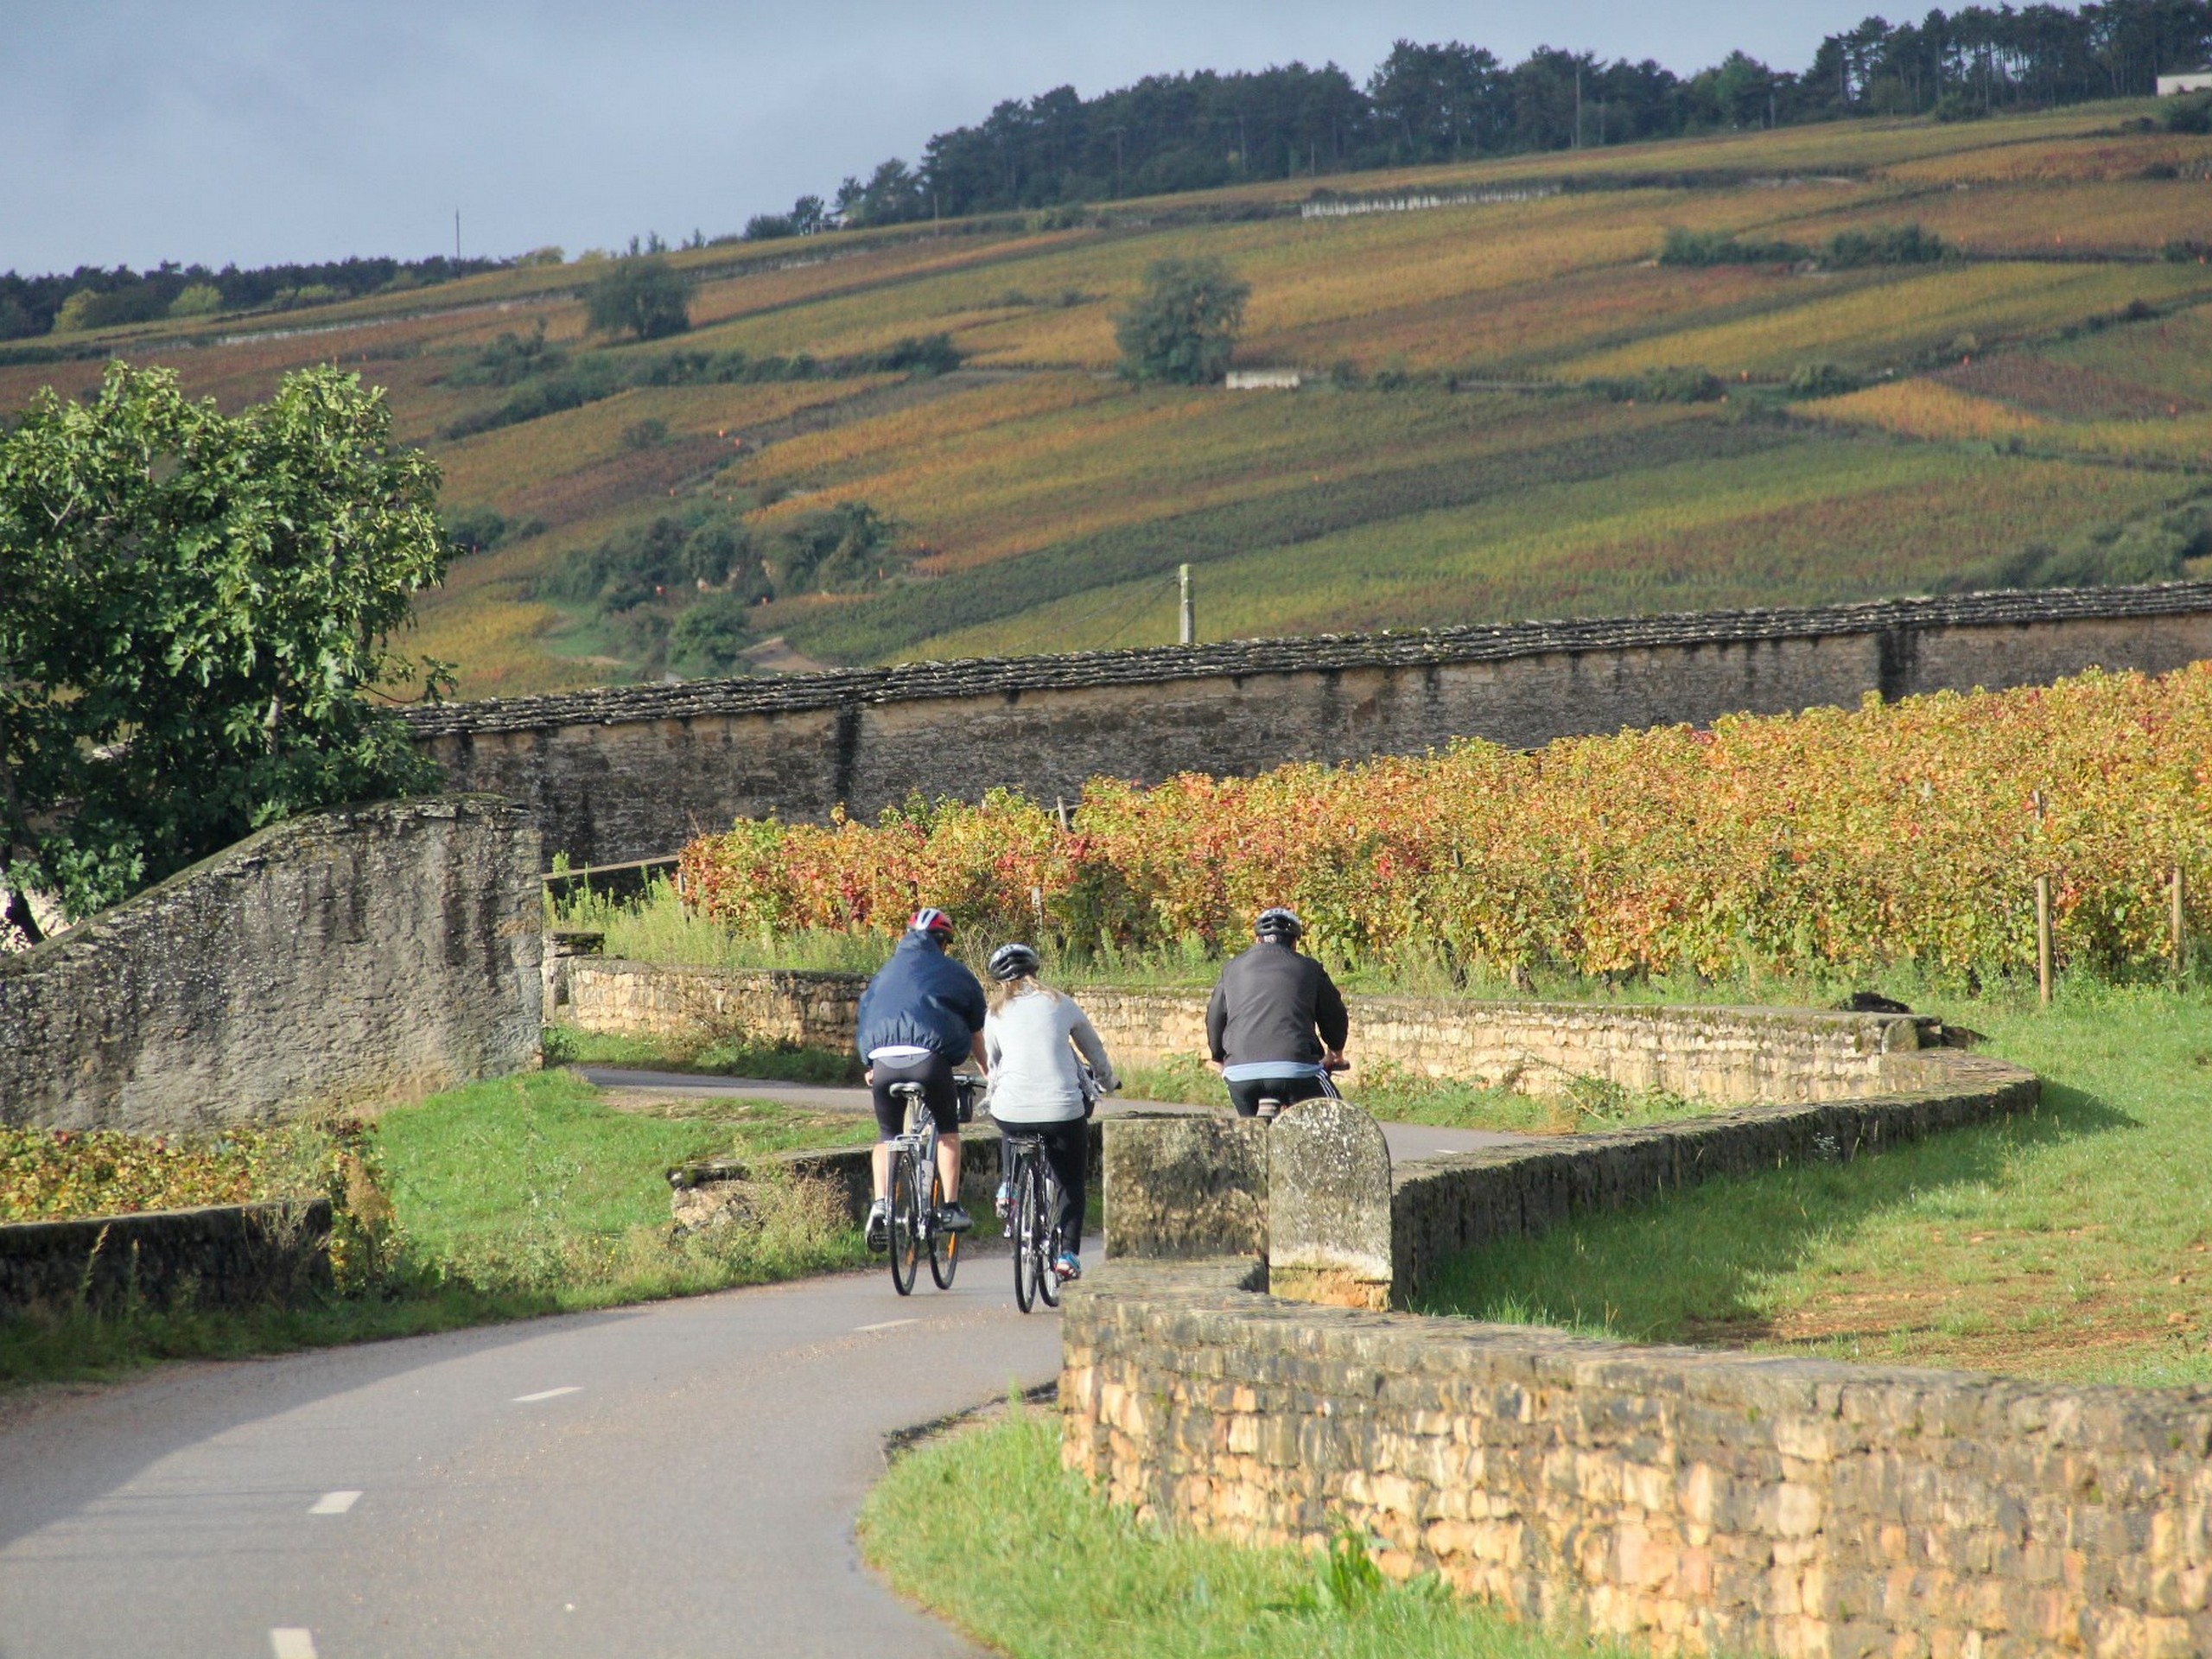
[1574,66,1583,150]
[1178,563,1195,646]
[454,210,461,262]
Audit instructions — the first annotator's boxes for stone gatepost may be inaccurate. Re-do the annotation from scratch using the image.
[1267,1098,1393,1309]
[1102,1113,1268,1259]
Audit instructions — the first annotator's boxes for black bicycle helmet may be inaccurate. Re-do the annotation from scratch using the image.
[1254,906,1303,944]
[988,941,1042,982]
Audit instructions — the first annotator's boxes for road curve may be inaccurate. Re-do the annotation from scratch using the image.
[0,1265,1055,1659]
[0,1099,1528,1659]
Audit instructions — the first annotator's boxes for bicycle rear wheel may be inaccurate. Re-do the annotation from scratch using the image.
[1012,1150,1039,1313]
[888,1148,921,1297]
[1034,1157,1063,1309]
[927,1167,960,1289]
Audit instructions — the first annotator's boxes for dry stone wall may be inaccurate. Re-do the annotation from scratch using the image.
[1065,1030,2152,1655]
[562,959,866,1052]
[406,582,2212,868]
[1062,1262,2212,1659]
[562,961,1920,1103]
[0,1199,333,1313]
[0,797,542,1132]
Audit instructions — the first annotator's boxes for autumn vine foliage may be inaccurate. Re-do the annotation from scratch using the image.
[681,666,2212,983]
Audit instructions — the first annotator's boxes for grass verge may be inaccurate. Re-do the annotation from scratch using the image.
[1414,983,2212,1388]
[861,1407,1635,1659]
[0,1071,866,1387]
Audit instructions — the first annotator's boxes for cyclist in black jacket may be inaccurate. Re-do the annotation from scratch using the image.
[1205,908,1350,1117]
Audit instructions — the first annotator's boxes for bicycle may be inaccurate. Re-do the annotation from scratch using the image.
[1000,1069,1108,1314]
[1001,1128,1065,1313]
[885,1074,983,1297]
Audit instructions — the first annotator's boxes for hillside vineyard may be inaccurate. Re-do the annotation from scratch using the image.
[11,102,2212,697]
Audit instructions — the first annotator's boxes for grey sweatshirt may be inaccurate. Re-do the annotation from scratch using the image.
[983,988,1117,1124]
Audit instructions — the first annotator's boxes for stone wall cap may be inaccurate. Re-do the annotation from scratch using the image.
[401,581,2212,740]
[0,793,536,982]
[0,1196,334,1242]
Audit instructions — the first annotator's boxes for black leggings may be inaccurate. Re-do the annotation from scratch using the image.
[1006,1118,1089,1254]
[1226,1074,1332,1118]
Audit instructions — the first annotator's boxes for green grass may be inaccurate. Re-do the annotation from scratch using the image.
[1413,982,2212,1388]
[0,1071,868,1386]
[861,1408,1639,1659]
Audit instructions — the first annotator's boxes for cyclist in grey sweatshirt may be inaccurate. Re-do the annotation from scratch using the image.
[982,943,1116,1281]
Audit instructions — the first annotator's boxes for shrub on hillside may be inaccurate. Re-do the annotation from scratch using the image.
[2167,93,2212,135]
[1657,228,1810,267]
[1115,257,1249,385]
[682,665,2212,984]
[1823,222,1947,269]
[585,255,690,341]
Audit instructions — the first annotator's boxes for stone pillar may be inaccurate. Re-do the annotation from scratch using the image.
[1103,1113,1268,1259]
[1267,1097,1393,1309]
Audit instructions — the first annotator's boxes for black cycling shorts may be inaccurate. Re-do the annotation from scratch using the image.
[1226,1073,1332,1119]
[870,1051,961,1140]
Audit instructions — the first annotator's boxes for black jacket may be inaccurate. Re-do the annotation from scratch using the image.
[1205,942,1349,1066]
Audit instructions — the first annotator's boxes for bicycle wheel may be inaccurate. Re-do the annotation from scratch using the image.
[1034,1157,1063,1309]
[927,1166,960,1289]
[888,1148,921,1297]
[1011,1150,1039,1314]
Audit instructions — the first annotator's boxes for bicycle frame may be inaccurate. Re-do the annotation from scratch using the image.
[885,1075,982,1295]
[1001,1130,1063,1313]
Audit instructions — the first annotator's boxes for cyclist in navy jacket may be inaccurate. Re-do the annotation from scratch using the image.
[857,907,988,1249]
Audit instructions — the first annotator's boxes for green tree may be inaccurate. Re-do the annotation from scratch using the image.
[0,363,451,933]
[169,283,226,317]
[1114,257,1249,385]
[669,594,758,676]
[584,255,690,340]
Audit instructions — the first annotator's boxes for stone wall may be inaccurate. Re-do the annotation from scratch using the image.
[0,797,543,1132]
[1062,1259,2212,1658]
[563,959,867,1052]
[1058,1045,2212,1656]
[0,1199,333,1313]
[563,960,1923,1104]
[405,582,2212,867]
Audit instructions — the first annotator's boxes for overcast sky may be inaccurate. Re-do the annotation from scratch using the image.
[9,2,1878,275]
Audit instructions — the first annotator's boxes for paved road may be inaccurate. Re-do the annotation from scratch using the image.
[0,1086,1525,1659]
[0,1266,1056,1659]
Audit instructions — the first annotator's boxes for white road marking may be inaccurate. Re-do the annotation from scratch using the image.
[308,1490,361,1516]
[512,1386,583,1402]
[270,1630,317,1659]
[855,1319,920,1333]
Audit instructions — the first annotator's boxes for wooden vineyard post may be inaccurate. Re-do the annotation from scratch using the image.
[2174,864,2188,979]
[2036,874,2054,1007]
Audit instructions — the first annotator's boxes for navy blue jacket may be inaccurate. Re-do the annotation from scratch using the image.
[855,932,988,1061]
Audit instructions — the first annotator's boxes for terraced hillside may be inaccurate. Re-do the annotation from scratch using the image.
[9,101,2212,694]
